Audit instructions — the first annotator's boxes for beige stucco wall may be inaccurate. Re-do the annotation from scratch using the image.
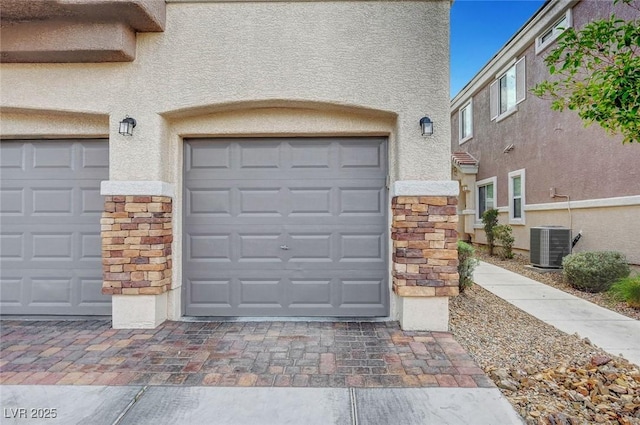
[1,0,452,323]
[471,205,640,265]
[1,0,451,182]
[0,110,109,139]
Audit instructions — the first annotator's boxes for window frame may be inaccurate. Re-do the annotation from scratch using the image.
[475,176,497,223]
[458,100,473,144]
[490,57,526,122]
[535,9,572,55]
[508,169,526,225]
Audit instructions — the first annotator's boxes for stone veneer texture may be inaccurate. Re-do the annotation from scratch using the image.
[391,196,459,297]
[101,196,172,295]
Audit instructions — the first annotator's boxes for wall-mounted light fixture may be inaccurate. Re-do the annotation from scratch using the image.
[419,116,433,136]
[119,116,137,136]
[462,184,470,192]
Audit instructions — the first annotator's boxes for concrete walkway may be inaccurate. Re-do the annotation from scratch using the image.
[474,261,640,366]
[0,385,524,425]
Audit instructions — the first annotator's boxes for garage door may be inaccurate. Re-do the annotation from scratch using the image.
[0,140,111,315]
[184,137,388,316]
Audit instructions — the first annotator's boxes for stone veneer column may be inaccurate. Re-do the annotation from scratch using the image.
[391,182,460,331]
[391,196,459,296]
[100,192,172,328]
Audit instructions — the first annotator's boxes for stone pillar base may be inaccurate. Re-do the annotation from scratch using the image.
[398,296,449,331]
[112,293,167,329]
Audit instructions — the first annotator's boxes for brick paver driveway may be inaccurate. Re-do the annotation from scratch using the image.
[0,320,493,388]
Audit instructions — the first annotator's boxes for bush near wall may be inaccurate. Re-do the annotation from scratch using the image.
[481,209,499,256]
[609,275,640,308]
[458,240,479,293]
[493,224,514,260]
[563,251,630,293]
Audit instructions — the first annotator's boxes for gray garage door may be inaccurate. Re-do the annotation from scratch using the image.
[0,140,111,315]
[184,137,388,317]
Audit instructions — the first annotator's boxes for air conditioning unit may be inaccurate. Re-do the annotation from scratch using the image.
[530,226,571,268]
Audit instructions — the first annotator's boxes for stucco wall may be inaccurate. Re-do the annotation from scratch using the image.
[2,0,452,182]
[473,206,640,265]
[451,0,640,206]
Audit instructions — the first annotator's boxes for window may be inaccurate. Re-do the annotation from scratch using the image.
[476,177,496,221]
[508,169,526,224]
[536,9,572,54]
[459,100,473,144]
[490,57,526,121]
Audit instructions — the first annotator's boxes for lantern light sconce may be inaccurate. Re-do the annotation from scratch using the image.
[419,116,433,136]
[119,116,137,136]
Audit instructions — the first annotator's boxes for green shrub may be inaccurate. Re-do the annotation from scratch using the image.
[562,251,630,293]
[608,275,640,308]
[481,209,499,256]
[493,224,514,260]
[458,240,479,293]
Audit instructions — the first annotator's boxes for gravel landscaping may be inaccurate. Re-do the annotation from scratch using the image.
[450,257,640,424]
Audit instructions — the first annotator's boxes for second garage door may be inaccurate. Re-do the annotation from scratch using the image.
[184,137,388,317]
[0,140,110,315]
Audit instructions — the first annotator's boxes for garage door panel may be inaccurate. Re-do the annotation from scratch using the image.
[2,181,103,221]
[0,277,23,304]
[32,143,73,170]
[187,233,232,262]
[185,138,385,180]
[1,226,104,267]
[30,276,73,304]
[184,138,388,317]
[78,277,112,306]
[32,187,74,215]
[339,141,385,169]
[188,278,232,308]
[186,188,232,216]
[239,188,284,216]
[288,233,332,262]
[185,142,232,171]
[0,144,25,169]
[79,232,102,260]
[80,144,109,170]
[239,142,282,169]
[0,270,110,315]
[0,233,23,259]
[0,188,24,214]
[80,187,105,214]
[239,278,284,305]
[290,143,332,169]
[339,188,385,215]
[339,233,384,262]
[32,232,73,260]
[289,188,332,216]
[341,279,385,305]
[1,141,108,180]
[0,140,109,316]
[289,279,332,305]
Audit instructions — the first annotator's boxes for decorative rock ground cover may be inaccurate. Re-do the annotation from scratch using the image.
[450,284,640,425]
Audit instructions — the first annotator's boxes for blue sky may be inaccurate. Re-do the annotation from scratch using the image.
[451,0,546,97]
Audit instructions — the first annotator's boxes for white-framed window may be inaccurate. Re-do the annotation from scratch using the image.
[476,177,496,222]
[508,169,526,224]
[536,9,572,55]
[490,57,526,121]
[459,100,473,144]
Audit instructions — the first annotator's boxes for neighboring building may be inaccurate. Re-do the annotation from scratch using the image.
[1,0,457,330]
[451,0,640,265]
